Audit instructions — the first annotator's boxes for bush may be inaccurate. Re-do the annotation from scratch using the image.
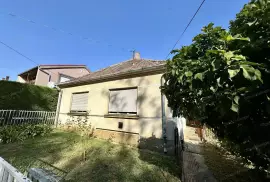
[0,81,58,111]
[0,124,52,144]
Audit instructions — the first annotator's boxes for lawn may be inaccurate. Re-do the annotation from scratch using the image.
[0,129,181,182]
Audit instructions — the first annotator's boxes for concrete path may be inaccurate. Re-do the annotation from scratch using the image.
[182,126,216,182]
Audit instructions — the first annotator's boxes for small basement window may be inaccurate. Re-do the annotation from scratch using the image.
[70,92,89,113]
[108,88,137,115]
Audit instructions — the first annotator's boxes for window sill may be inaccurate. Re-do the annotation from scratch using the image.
[104,114,139,119]
[68,112,88,116]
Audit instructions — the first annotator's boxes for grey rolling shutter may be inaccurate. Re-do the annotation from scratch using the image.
[71,92,88,111]
[109,88,137,113]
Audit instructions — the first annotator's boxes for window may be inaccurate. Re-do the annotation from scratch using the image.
[59,76,71,83]
[58,73,74,83]
[70,92,88,113]
[109,88,137,114]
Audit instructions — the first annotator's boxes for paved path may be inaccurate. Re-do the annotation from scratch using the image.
[182,126,216,182]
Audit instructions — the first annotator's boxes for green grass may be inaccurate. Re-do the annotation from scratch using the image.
[0,129,181,182]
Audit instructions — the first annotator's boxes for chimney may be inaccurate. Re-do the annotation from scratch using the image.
[133,52,141,60]
[5,76,9,81]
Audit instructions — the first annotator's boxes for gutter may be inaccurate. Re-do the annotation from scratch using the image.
[161,74,167,154]
[54,86,63,127]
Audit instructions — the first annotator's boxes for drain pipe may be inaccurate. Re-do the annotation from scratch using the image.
[161,75,167,154]
[54,86,63,128]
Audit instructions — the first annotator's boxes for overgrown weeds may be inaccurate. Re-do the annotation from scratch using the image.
[0,124,52,144]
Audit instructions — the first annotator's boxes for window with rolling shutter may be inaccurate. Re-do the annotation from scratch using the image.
[70,92,88,112]
[109,88,137,114]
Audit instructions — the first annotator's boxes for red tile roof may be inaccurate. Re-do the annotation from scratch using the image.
[58,58,166,87]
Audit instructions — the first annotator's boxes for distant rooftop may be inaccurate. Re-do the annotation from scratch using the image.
[18,64,90,76]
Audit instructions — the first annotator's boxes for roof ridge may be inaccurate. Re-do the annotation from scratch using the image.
[141,59,165,62]
[39,64,87,66]
[61,58,165,84]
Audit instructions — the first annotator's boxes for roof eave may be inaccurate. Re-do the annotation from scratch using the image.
[58,65,166,88]
[18,66,39,76]
[40,65,88,69]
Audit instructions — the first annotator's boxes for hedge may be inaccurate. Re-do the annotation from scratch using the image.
[0,81,58,111]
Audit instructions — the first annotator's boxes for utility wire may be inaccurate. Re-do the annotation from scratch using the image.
[1,11,134,53]
[0,40,39,65]
[0,40,58,77]
[165,0,206,60]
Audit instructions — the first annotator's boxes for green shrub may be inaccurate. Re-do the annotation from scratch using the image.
[0,81,58,111]
[0,124,52,144]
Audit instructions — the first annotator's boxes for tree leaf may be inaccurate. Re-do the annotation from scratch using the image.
[247,19,257,26]
[234,96,240,104]
[228,69,240,78]
[211,59,221,71]
[185,71,193,77]
[224,51,234,61]
[217,77,222,87]
[178,74,184,84]
[255,69,263,83]
[226,35,234,42]
[231,103,239,113]
[238,61,264,67]
[240,65,255,80]
[233,55,246,61]
[194,73,203,81]
[210,86,217,93]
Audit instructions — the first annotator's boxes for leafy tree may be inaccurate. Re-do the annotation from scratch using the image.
[163,24,264,119]
[230,0,270,65]
[162,0,270,171]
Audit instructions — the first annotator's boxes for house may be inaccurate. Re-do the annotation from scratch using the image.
[56,53,177,153]
[17,64,90,87]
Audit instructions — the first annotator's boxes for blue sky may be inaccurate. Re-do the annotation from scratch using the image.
[0,0,249,80]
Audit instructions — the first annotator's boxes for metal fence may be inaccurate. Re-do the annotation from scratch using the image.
[0,110,56,126]
[0,157,31,182]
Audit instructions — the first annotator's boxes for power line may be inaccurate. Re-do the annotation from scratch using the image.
[1,11,134,53]
[165,0,206,60]
[0,40,39,65]
[0,40,58,77]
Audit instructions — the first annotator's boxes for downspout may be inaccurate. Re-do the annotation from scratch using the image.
[161,75,167,154]
[54,86,63,128]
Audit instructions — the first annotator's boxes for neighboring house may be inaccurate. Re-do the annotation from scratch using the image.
[17,65,90,87]
[56,53,176,153]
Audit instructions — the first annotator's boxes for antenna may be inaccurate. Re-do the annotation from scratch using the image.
[132,49,136,59]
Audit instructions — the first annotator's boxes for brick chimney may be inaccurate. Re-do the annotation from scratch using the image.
[133,52,141,60]
[5,76,9,81]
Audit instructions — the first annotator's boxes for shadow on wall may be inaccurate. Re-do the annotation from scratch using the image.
[98,76,176,156]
